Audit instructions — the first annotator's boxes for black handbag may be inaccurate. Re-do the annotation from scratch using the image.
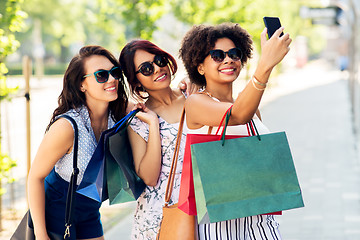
[11,115,79,240]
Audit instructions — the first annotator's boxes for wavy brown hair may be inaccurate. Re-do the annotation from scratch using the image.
[119,39,177,100]
[48,45,128,128]
[179,23,253,87]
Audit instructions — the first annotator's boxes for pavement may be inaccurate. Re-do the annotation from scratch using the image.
[261,60,360,240]
[1,58,359,240]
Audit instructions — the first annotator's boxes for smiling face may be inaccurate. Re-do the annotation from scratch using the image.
[81,55,119,106]
[198,38,242,86]
[133,49,171,92]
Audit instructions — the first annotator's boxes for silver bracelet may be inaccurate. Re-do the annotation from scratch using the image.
[252,75,267,87]
[251,78,265,91]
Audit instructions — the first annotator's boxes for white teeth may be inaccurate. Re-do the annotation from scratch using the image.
[155,74,166,81]
[106,87,116,91]
[220,69,235,73]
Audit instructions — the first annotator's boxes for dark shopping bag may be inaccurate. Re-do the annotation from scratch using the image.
[190,107,304,224]
[77,109,145,203]
[11,211,63,240]
[76,129,110,202]
[106,109,146,204]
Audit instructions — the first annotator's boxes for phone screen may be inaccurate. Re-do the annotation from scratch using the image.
[263,17,284,38]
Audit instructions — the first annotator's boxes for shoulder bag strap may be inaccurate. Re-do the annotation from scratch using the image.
[164,108,185,206]
[56,115,79,239]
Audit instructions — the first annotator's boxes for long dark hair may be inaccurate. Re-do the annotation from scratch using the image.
[48,45,128,128]
[119,39,177,100]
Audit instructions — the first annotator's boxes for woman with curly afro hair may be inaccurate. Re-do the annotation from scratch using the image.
[179,22,291,239]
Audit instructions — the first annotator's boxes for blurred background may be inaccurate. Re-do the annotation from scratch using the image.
[1,0,360,239]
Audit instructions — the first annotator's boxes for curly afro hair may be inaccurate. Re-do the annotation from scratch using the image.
[179,23,253,87]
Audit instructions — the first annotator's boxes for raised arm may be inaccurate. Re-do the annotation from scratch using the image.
[186,27,291,128]
[127,104,162,186]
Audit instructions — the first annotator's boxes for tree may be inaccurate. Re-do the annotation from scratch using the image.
[0,0,27,230]
[109,0,168,41]
[171,0,305,49]
[20,0,90,63]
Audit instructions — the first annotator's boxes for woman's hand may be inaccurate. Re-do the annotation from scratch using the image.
[258,27,292,73]
[178,76,199,96]
[128,102,161,186]
[133,103,158,126]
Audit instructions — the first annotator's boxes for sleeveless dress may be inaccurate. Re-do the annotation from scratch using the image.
[188,107,282,240]
[129,115,187,240]
[44,106,115,238]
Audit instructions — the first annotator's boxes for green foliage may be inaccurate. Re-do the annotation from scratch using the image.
[0,153,17,194]
[0,0,26,195]
[20,0,88,61]
[6,62,68,75]
[1,0,26,99]
[114,0,168,40]
[171,0,304,49]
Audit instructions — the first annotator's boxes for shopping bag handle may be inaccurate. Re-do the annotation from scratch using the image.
[214,106,233,136]
[220,108,261,146]
[114,108,141,133]
[164,107,186,205]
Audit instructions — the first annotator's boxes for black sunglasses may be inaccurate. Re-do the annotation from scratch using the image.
[83,66,122,83]
[209,48,243,63]
[135,55,168,76]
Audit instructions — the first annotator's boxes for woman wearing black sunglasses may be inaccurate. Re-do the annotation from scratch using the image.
[119,40,189,239]
[179,23,291,239]
[27,45,127,240]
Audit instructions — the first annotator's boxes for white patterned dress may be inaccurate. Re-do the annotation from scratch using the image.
[129,115,187,240]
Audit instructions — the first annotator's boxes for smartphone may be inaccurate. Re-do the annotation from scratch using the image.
[263,17,284,39]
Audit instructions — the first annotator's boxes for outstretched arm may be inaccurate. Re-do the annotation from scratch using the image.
[186,27,291,128]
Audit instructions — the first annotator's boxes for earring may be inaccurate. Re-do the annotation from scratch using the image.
[81,87,86,92]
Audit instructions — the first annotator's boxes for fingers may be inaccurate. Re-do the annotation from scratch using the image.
[260,28,267,46]
[272,27,285,38]
[134,102,146,112]
[179,82,187,91]
[282,33,292,51]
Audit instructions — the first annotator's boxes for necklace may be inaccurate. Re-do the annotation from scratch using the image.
[201,89,213,98]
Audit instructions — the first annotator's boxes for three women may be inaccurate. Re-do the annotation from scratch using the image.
[28,21,291,240]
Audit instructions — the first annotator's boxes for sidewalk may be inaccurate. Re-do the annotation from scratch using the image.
[102,60,360,240]
[261,60,360,239]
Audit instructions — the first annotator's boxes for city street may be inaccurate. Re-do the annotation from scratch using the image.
[1,59,359,239]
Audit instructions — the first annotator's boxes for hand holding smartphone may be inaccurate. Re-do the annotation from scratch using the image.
[263,17,284,39]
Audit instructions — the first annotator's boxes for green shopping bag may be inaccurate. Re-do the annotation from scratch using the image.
[105,146,138,204]
[105,109,146,205]
[191,108,304,224]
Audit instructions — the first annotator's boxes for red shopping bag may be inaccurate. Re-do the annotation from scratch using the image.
[178,106,282,216]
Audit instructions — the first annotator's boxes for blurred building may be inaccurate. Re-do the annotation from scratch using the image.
[341,0,360,149]
[317,0,360,149]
